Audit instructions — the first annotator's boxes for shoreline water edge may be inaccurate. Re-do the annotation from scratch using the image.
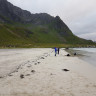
[65,48,96,67]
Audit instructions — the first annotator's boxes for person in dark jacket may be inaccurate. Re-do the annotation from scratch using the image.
[57,48,60,54]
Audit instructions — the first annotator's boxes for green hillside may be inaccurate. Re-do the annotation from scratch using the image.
[0,23,95,48]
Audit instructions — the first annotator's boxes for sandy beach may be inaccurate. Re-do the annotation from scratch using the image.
[0,48,96,96]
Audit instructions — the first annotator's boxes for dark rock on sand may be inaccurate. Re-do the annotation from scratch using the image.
[31,70,35,73]
[74,53,77,56]
[20,74,24,79]
[67,54,70,56]
[62,69,69,72]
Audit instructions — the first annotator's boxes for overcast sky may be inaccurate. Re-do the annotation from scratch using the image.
[7,0,96,41]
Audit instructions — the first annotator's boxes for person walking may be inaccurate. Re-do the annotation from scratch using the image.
[57,48,60,54]
[55,47,57,56]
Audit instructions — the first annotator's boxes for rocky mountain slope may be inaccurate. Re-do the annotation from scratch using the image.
[0,0,95,47]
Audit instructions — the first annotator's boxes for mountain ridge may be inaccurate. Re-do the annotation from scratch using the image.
[0,0,95,48]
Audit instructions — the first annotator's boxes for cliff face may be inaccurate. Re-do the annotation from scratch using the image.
[0,0,66,25]
[0,0,33,22]
[0,0,54,23]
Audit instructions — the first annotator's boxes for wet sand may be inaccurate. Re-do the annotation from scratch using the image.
[0,48,96,96]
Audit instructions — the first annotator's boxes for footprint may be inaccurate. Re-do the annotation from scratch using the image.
[8,74,13,77]
[93,85,96,87]
[27,65,31,67]
[37,62,40,64]
[41,57,45,59]
[34,63,37,65]
[0,76,3,79]
[26,74,30,76]
[20,74,24,79]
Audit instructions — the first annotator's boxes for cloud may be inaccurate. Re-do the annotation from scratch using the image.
[7,0,96,41]
[78,32,96,41]
[70,11,96,41]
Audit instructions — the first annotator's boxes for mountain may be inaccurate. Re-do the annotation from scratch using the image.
[0,0,95,48]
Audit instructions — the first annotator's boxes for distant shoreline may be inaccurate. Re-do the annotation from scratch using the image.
[66,48,96,67]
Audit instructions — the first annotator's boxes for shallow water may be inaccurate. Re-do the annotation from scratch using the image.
[72,48,96,67]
